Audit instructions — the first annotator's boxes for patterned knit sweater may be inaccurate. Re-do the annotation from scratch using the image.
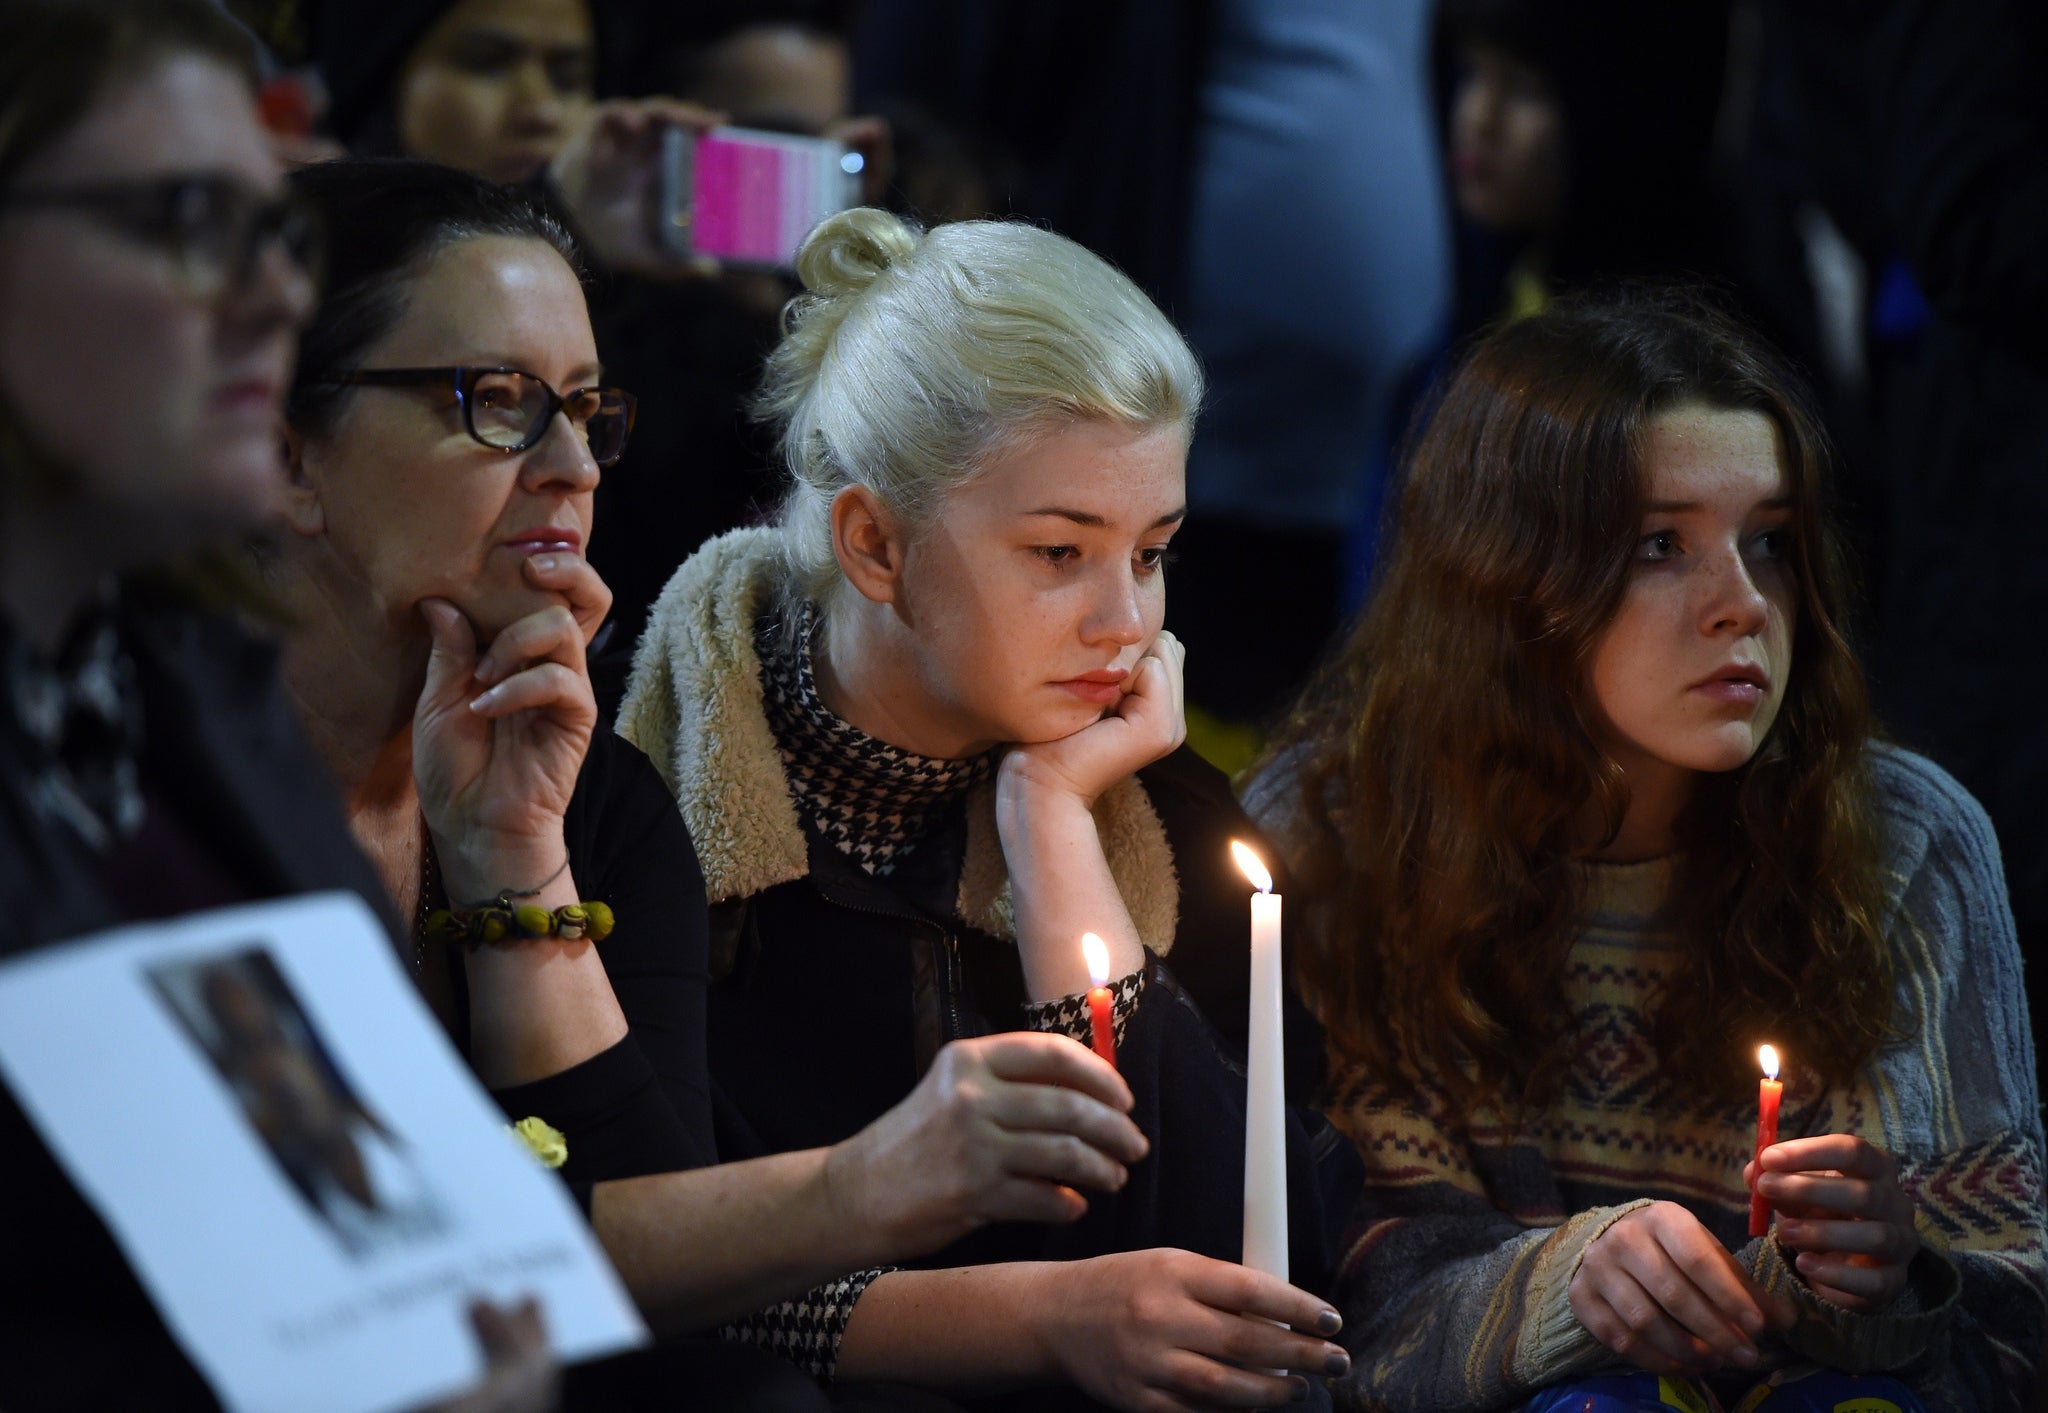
[1243,744,2045,1412]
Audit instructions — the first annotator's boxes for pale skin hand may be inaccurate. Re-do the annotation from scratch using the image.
[412,553,605,898]
[824,1032,1150,1256]
[1002,631,1188,812]
[837,1252,1349,1412]
[998,632,1187,997]
[1035,1252,1348,1413]
[427,1297,558,1413]
[411,554,626,1087]
[545,98,726,280]
[1748,1134,1919,1312]
[591,1033,1152,1333]
[1569,1201,1796,1376]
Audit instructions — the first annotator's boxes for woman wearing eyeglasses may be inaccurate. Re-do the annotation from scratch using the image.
[0,1,565,1408]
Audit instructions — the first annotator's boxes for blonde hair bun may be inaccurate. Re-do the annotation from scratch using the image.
[756,210,1204,611]
[795,207,921,299]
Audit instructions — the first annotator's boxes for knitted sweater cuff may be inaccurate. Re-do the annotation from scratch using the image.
[1743,1223,1959,1372]
[1513,1199,1658,1382]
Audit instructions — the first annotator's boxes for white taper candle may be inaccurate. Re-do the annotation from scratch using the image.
[1232,841,1289,1281]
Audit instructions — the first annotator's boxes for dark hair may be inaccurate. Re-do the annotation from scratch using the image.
[1433,0,1728,282]
[1267,286,1896,1119]
[285,159,583,435]
[0,0,260,196]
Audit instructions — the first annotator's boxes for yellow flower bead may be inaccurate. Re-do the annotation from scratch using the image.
[584,901,614,942]
[512,903,555,937]
[509,1116,568,1169]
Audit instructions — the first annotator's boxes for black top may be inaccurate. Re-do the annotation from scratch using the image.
[2,593,403,1409]
[708,741,1359,1291]
[0,594,713,1409]
[465,724,718,1190]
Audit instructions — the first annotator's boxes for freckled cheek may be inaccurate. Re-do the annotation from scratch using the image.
[1144,577,1168,627]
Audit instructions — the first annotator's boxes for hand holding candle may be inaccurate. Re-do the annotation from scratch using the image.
[1081,932,1117,1070]
[1749,1044,1783,1237]
[1231,840,1289,1282]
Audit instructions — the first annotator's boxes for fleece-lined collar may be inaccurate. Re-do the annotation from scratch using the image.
[618,527,1181,950]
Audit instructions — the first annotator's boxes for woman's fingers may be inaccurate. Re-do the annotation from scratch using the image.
[1570,1202,1776,1372]
[1625,1208,1770,1346]
[984,1078,1149,1165]
[1604,1260,1742,1369]
[1775,1214,1917,1261]
[419,598,481,700]
[520,552,611,641]
[1182,1260,1341,1339]
[1121,633,1185,714]
[997,1129,1129,1194]
[1109,639,1187,762]
[470,662,591,721]
[975,1031,1137,1114]
[1574,1282,1708,1374]
[1757,1170,1911,1222]
[1761,1133,1891,1179]
[977,1174,1089,1226]
[473,604,587,688]
[1147,1348,1303,1409]
[1792,1252,1905,1310]
[1647,1229,1768,1347]
[1758,1134,1917,1314]
[1188,1307,1349,1379]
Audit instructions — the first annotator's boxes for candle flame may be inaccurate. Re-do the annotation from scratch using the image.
[1081,932,1109,987]
[1758,1044,1780,1081]
[1230,839,1273,894]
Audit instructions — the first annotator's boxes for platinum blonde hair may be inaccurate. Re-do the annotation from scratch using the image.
[755,207,1205,610]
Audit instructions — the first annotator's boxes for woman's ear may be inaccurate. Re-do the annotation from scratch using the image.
[278,425,325,538]
[830,484,905,605]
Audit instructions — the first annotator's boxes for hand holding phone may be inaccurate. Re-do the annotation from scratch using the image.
[546,98,726,279]
[659,125,865,272]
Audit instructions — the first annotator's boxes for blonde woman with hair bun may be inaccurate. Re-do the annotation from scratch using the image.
[623,208,1358,1408]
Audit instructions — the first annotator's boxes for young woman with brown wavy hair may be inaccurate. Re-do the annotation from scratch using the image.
[1244,289,2044,1412]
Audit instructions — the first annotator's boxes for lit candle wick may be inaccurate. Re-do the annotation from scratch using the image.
[1750,1043,1784,1237]
[1231,839,1288,1284]
[1081,932,1116,1070]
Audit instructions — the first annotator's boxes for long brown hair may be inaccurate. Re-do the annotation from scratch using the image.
[1268,288,1896,1118]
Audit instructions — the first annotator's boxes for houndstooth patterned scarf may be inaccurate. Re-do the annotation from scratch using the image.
[2,590,143,852]
[758,603,996,876]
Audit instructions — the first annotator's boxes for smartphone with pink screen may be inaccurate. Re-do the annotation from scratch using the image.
[660,125,862,271]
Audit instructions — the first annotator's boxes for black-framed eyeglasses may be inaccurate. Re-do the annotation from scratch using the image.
[2,175,322,300]
[320,367,638,467]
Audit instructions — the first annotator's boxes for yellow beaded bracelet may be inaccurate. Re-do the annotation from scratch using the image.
[424,900,615,948]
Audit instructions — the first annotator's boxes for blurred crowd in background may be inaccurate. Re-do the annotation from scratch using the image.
[230,0,2047,1061]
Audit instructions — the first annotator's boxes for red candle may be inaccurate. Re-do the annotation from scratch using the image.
[1749,1044,1783,1237]
[1081,932,1116,1069]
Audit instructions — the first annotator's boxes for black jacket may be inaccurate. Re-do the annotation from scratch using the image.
[707,745,1359,1289]
[1,593,401,1410]
[0,595,714,1409]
